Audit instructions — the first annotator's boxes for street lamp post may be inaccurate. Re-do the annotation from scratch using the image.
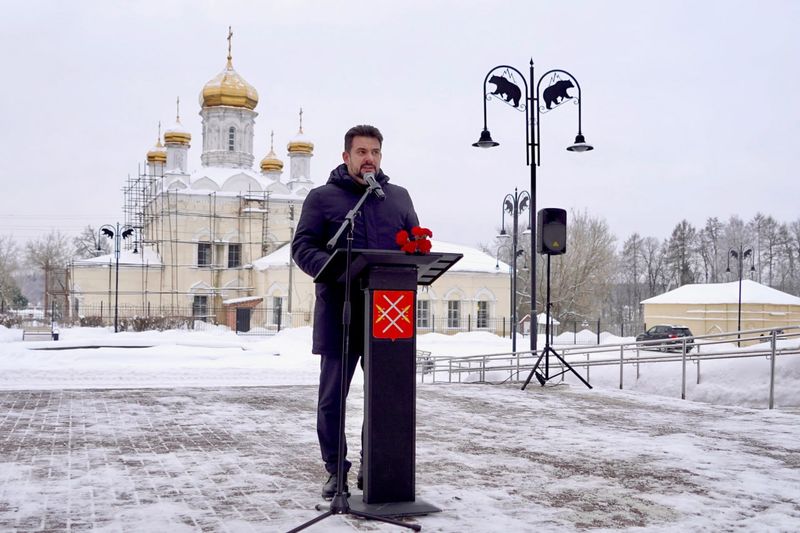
[99,223,136,333]
[474,60,593,356]
[495,243,514,341]
[726,244,755,347]
[498,188,529,352]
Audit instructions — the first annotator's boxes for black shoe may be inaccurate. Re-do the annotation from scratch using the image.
[357,464,363,490]
[322,472,348,500]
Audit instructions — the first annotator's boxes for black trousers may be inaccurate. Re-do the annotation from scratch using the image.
[317,352,363,474]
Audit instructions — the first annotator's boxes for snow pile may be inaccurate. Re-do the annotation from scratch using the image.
[0,325,23,343]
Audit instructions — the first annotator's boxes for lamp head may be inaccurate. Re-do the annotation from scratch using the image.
[567,133,594,153]
[473,129,499,148]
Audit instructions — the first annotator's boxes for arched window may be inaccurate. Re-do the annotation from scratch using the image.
[228,127,236,151]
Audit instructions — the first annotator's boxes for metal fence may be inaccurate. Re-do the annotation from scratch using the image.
[415,326,800,410]
[552,318,645,345]
[416,315,510,336]
[59,303,516,336]
[62,303,312,334]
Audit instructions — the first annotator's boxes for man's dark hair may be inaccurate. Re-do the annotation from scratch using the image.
[344,125,383,152]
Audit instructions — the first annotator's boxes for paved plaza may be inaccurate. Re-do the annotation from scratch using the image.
[1,384,799,532]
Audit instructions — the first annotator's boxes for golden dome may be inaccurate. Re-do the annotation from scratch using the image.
[261,149,284,172]
[165,99,191,145]
[164,128,191,145]
[287,137,314,155]
[200,30,258,110]
[261,131,284,172]
[287,108,313,154]
[200,59,258,110]
[147,139,167,163]
[146,123,167,163]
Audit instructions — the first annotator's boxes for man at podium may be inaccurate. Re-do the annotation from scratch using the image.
[292,124,419,499]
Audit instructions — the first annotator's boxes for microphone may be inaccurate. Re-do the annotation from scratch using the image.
[363,172,386,201]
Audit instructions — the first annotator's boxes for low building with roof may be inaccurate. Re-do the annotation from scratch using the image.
[252,240,511,335]
[641,280,800,337]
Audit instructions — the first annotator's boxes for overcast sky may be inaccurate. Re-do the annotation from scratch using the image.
[1,0,798,251]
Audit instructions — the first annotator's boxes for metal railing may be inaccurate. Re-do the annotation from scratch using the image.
[415,326,800,409]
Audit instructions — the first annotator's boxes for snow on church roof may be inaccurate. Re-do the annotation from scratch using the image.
[73,248,163,266]
[253,240,511,275]
[641,280,800,306]
[184,166,303,199]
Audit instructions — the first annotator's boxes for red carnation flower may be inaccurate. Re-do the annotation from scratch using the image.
[417,239,432,254]
[411,226,432,238]
[396,230,409,246]
[401,241,418,254]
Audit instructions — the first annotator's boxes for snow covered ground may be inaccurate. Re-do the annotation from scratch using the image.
[0,325,799,531]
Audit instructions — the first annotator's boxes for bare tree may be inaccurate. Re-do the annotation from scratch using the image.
[749,215,782,286]
[620,233,644,324]
[73,225,111,259]
[25,231,71,314]
[788,219,800,294]
[664,220,698,288]
[0,236,21,310]
[544,209,616,321]
[697,217,723,282]
[641,236,666,297]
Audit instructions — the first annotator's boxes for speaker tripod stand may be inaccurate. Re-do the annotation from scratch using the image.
[522,253,592,390]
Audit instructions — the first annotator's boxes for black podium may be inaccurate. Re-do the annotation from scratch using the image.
[315,249,461,517]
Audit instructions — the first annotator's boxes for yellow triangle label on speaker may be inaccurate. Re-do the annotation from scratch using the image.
[552,241,561,248]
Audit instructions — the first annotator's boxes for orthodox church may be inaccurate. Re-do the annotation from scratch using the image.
[69,32,510,335]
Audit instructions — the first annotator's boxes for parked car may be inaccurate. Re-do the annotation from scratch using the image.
[636,325,694,352]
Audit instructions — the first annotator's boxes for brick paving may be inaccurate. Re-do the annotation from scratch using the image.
[0,387,325,532]
[1,385,799,532]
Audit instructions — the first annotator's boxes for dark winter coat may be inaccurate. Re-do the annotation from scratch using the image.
[291,164,419,356]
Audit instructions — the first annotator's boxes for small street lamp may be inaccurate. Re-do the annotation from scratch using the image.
[495,244,513,340]
[99,223,136,333]
[474,60,593,355]
[726,245,755,347]
[497,189,529,352]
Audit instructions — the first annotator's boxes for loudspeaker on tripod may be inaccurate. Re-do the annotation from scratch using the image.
[537,208,567,255]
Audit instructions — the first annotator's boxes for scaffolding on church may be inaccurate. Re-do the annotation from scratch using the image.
[106,167,296,326]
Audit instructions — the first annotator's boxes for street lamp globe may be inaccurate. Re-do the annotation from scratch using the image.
[472,129,500,148]
[566,133,594,153]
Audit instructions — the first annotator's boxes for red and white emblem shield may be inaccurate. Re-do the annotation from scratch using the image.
[372,290,414,340]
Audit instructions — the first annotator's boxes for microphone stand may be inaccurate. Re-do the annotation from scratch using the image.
[289,184,421,532]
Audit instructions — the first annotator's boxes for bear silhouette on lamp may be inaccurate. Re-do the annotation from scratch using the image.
[489,75,522,108]
[543,79,575,109]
